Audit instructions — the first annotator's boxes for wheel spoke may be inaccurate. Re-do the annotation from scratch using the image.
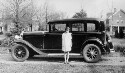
[86,46,99,60]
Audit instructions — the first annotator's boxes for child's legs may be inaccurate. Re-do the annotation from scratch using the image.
[64,52,67,62]
[66,52,69,62]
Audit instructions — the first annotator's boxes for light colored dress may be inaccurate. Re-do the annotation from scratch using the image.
[62,32,72,52]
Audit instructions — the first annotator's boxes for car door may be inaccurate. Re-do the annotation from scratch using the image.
[71,23,87,53]
[43,24,66,53]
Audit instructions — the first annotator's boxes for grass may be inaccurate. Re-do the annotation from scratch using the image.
[112,38,125,53]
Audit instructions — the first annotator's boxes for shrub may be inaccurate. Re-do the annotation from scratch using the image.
[0,36,15,47]
[114,45,125,52]
[4,32,13,37]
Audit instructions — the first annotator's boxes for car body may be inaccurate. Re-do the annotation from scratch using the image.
[11,18,113,63]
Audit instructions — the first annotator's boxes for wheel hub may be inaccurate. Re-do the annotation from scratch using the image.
[14,47,26,58]
[18,51,22,54]
[90,51,95,55]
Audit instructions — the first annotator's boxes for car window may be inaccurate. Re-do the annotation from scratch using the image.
[72,23,84,32]
[51,24,66,32]
[87,23,96,32]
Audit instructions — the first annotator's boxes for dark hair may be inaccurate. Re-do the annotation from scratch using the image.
[65,27,70,31]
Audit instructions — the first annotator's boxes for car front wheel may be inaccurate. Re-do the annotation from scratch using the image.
[11,44,29,62]
[83,44,101,63]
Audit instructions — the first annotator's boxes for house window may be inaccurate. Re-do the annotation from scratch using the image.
[119,14,121,17]
[121,20,123,23]
[117,20,119,23]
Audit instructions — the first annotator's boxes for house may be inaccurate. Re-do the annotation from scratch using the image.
[107,9,125,35]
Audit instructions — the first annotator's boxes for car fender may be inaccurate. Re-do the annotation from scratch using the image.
[14,39,45,55]
[82,38,106,53]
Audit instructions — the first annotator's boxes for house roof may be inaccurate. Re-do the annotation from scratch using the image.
[108,9,125,19]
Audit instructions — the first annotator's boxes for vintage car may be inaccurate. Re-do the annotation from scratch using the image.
[11,18,113,63]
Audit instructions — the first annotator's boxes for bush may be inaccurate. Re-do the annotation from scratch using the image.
[4,32,13,37]
[0,36,15,47]
[10,28,21,35]
[114,45,125,52]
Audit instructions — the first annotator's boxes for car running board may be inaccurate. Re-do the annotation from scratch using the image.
[48,53,81,56]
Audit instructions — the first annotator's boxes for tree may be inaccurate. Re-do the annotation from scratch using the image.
[0,0,38,34]
[36,2,67,31]
[72,9,87,18]
[1,0,67,33]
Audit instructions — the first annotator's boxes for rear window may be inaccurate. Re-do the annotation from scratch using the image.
[87,23,96,32]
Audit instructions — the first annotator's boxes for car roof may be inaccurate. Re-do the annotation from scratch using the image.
[48,18,103,24]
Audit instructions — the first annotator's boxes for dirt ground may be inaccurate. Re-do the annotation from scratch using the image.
[0,52,124,73]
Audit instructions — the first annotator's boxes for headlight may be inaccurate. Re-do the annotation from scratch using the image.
[15,35,22,39]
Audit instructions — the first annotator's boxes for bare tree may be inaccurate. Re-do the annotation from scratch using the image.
[0,0,67,32]
[36,2,67,31]
[0,0,38,34]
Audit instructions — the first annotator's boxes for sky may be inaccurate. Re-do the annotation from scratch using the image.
[35,0,125,19]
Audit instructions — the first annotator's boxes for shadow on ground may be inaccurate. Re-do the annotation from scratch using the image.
[28,56,85,63]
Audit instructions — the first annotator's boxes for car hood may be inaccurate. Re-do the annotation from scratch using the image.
[23,31,48,35]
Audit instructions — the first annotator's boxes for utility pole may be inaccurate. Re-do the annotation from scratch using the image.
[45,1,48,31]
[111,0,113,35]
[30,0,33,31]
[15,0,20,34]
[15,0,19,25]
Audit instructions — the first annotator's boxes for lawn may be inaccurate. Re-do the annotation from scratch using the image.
[112,37,125,52]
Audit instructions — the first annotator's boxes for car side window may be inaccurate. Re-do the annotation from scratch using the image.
[51,24,66,32]
[87,23,96,32]
[72,23,84,32]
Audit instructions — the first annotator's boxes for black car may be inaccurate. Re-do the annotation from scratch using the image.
[11,18,113,63]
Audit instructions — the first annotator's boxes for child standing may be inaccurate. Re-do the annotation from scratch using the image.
[62,27,72,64]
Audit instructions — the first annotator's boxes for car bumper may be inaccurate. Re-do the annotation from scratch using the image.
[104,42,114,53]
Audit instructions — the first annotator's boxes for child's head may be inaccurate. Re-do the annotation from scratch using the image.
[65,27,70,33]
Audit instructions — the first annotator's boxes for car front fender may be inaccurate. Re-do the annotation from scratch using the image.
[13,39,45,55]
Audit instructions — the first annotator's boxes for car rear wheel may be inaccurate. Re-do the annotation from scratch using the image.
[11,44,29,62]
[83,44,101,63]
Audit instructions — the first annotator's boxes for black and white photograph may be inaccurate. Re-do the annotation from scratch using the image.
[0,0,124,73]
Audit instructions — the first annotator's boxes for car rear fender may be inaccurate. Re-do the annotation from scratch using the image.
[14,39,45,55]
[81,38,106,53]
